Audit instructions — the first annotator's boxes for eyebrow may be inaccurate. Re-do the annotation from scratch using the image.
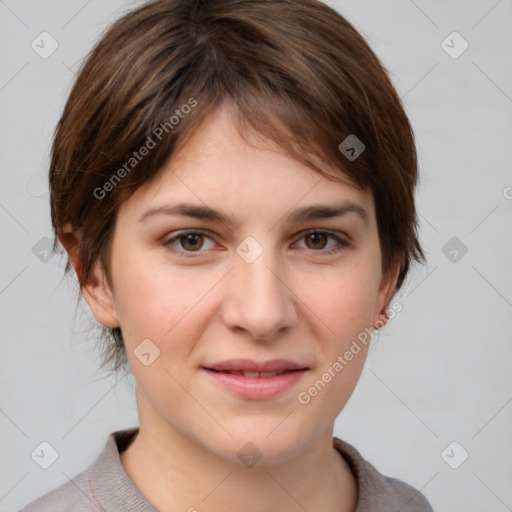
[138,201,368,226]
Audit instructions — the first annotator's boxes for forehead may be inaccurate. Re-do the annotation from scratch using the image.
[119,105,375,225]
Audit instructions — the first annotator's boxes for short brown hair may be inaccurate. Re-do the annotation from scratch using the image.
[50,0,426,371]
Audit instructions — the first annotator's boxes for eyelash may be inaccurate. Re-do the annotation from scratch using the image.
[162,229,351,257]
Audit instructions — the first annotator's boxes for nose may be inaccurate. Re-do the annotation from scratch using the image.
[220,249,298,341]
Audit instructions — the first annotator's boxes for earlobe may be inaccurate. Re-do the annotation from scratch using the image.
[82,261,120,329]
[373,254,402,329]
[59,223,120,329]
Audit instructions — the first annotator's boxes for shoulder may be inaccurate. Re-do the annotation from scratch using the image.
[333,437,435,512]
[19,467,99,512]
[20,428,147,512]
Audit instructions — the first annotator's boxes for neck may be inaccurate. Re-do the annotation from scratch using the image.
[120,395,357,512]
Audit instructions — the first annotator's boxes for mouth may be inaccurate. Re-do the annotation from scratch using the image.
[201,359,308,399]
[206,368,302,378]
[203,358,308,373]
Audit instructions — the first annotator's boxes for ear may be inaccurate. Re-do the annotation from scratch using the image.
[59,223,120,329]
[372,253,402,329]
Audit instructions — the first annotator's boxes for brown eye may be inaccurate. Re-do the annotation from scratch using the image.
[163,230,216,256]
[305,232,328,250]
[294,230,351,254]
[179,233,204,251]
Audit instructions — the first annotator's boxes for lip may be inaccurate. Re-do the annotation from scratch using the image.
[201,359,308,400]
[204,358,307,373]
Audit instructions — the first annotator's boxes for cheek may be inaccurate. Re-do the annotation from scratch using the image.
[294,269,376,417]
[110,250,223,347]
[294,262,380,342]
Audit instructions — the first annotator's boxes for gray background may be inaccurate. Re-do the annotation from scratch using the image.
[1,1,511,511]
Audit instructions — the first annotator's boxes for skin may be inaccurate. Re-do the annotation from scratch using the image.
[62,103,400,512]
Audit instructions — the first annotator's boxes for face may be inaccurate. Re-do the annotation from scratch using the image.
[81,104,398,464]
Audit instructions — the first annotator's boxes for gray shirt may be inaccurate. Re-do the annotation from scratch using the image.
[21,428,434,511]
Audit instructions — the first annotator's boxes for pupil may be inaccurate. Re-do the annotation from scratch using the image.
[182,234,202,251]
[308,233,326,249]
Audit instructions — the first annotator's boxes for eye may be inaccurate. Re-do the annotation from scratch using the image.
[162,229,351,257]
[294,230,351,254]
[163,231,216,254]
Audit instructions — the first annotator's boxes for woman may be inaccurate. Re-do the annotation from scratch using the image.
[22,0,432,510]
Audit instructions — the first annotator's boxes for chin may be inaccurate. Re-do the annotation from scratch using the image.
[207,420,312,467]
